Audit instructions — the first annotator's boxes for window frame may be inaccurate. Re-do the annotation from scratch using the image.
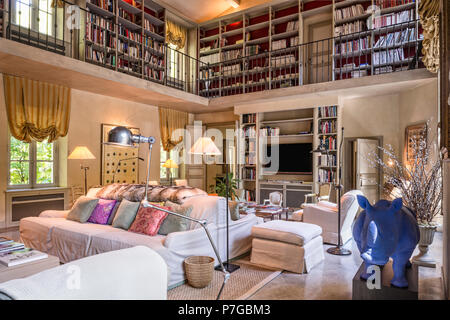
[159,144,180,182]
[7,134,59,189]
[12,0,55,37]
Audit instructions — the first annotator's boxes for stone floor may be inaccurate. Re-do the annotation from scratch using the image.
[0,227,444,300]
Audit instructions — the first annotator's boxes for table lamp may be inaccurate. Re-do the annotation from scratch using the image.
[68,146,96,195]
[162,159,179,185]
[189,136,240,273]
[104,126,230,300]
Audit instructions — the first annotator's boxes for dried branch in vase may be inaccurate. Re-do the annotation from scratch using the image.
[366,123,445,226]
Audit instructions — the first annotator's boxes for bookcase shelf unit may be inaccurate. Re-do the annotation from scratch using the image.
[0,0,4,37]
[85,0,166,84]
[239,113,258,202]
[332,0,422,80]
[198,0,309,98]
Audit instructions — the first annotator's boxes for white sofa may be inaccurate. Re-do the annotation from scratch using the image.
[302,190,363,245]
[19,188,263,287]
[0,246,167,300]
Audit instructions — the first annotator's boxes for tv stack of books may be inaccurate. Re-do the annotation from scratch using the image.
[0,237,48,267]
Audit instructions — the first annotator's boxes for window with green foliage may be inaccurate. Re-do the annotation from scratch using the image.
[8,135,58,188]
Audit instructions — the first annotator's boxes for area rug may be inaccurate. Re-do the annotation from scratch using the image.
[167,260,281,300]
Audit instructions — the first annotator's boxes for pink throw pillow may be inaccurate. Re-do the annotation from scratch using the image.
[88,199,117,224]
[128,205,169,236]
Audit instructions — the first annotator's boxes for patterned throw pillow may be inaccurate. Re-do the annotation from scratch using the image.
[87,199,117,224]
[128,205,169,236]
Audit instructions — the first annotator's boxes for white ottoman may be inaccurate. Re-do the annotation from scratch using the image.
[250,220,324,273]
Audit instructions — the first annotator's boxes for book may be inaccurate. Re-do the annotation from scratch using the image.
[0,237,13,246]
[0,248,48,267]
[0,242,25,254]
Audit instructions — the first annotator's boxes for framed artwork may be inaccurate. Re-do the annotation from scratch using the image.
[405,122,427,163]
[101,124,140,185]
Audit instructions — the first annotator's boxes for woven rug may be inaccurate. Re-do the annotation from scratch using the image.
[167,260,281,300]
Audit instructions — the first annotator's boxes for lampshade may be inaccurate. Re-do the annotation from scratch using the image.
[68,146,96,160]
[162,159,179,169]
[189,137,222,155]
[105,126,135,147]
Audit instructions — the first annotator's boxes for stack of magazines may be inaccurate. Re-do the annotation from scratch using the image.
[0,237,47,267]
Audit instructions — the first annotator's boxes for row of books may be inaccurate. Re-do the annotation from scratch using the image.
[335,20,366,36]
[335,36,371,55]
[335,4,365,22]
[221,49,242,62]
[271,54,296,66]
[200,52,220,64]
[319,120,337,134]
[144,52,164,67]
[373,28,416,48]
[144,37,165,55]
[245,154,256,165]
[118,58,141,74]
[243,167,256,180]
[88,0,114,13]
[372,48,405,65]
[0,237,48,267]
[260,127,280,137]
[222,64,241,76]
[318,105,337,118]
[118,39,141,58]
[243,125,256,138]
[318,154,337,167]
[371,9,415,29]
[244,190,256,202]
[118,8,137,24]
[351,69,368,78]
[86,25,116,48]
[86,47,116,66]
[374,65,408,74]
[290,36,300,47]
[144,67,164,82]
[320,136,337,150]
[272,39,287,50]
[246,45,261,55]
[374,0,415,9]
[242,113,256,124]
[285,20,299,32]
[318,169,335,183]
[118,25,141,42]
[87,13,114,32]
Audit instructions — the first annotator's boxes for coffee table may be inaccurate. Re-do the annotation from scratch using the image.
[0,254,60,283]
[254,205,289,221]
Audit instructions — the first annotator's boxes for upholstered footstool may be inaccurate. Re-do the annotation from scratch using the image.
[250,220,324,274]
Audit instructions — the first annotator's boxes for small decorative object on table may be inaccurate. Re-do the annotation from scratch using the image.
[184,256,215,288]
[353,196,420,288]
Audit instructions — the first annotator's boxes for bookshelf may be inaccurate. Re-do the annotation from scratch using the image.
[314,105,340,187]
[332,0,422,80]
[85,0,165,83]
[239,113,257,202]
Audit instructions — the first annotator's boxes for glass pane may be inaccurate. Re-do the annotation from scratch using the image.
[38,0,53,36]
[9,161,30,185]
[36,161,54,184]
[160,167,167,179]
[15,0,32,29]
[10,136,30,160]
[36,139,53,161]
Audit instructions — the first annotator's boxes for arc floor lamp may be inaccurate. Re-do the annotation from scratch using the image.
[105,126,230,300]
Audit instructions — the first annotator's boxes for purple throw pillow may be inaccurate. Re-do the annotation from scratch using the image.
[88,199,117,225]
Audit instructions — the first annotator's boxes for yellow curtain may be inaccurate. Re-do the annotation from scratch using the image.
[51,0,64,8]
[3,75,71,143]
[166,20,187,50]
[419,0,440,73]
[159,107,188,152]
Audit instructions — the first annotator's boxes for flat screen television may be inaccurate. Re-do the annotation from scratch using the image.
[262,143,313,174]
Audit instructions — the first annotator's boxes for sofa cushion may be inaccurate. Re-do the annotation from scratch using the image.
[158,201,193,235]
[112,199,140,230]
[107,201,121,225]
[67,196,99,223]
[87,199,117,225]
[128,205,168,236]
[251,220,322,246]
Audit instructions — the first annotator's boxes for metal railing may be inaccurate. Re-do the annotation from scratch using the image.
[198,19,423,98]
[0,0,424,99]
[1,0,207,95]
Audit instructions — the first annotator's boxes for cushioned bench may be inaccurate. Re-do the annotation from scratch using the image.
[250,220,324,273]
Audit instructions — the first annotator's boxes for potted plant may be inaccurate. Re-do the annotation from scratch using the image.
[368,124,445,267]
[213,173,240,200]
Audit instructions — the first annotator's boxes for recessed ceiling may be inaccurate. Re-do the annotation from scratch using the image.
[158,0,275,23]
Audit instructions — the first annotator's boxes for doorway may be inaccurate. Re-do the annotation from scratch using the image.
[344,136,383,205]
[306,20,332,84]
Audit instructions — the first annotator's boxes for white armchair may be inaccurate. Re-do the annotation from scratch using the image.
[303,190,363,245]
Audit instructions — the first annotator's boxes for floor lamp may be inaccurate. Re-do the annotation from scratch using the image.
[68,146,96,195]
[313,127,351,256]
[105,127,230,300]
[189,137,240,273]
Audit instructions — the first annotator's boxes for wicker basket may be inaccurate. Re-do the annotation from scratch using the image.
[184,256,215,288]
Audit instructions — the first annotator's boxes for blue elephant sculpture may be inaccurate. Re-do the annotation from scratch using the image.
[353,195,420,288]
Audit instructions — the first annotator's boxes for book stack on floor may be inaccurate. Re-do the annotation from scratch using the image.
[0,237,48,267]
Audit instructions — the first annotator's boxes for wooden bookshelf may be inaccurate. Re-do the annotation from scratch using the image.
[332,0,421,80]
[85,0,165,84]
[238,113,258,202]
